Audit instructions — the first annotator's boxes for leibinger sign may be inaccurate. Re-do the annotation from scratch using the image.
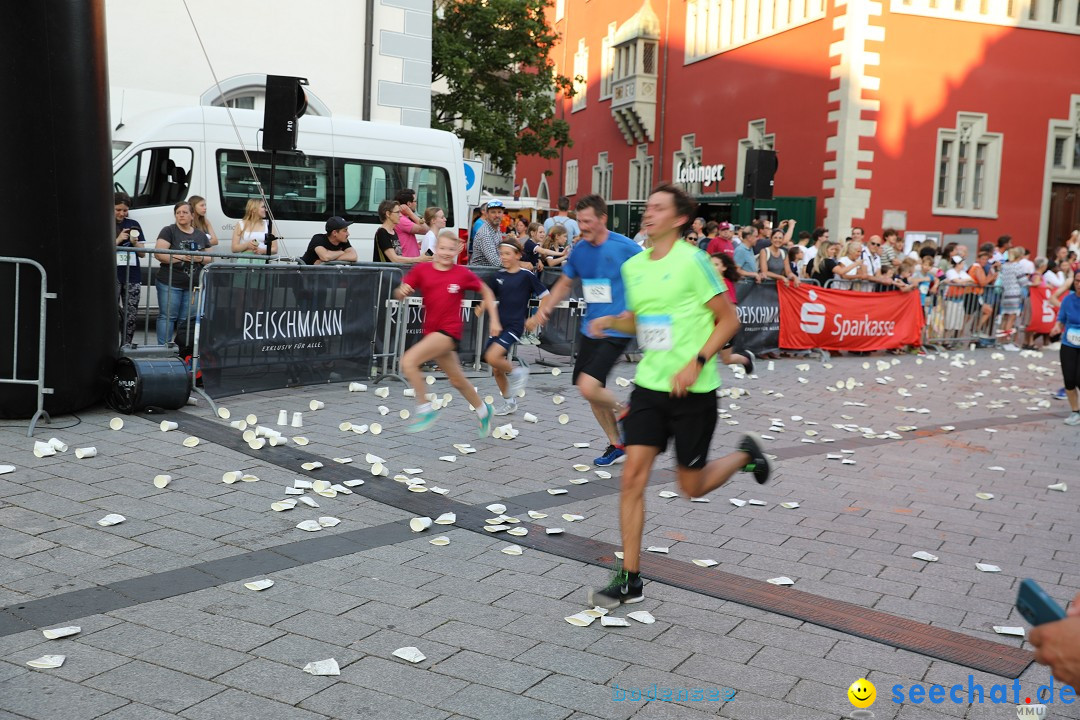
[675,160,725,187]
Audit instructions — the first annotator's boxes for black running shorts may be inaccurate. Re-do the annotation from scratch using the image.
[623,385,717,469]
[572,334,631,387]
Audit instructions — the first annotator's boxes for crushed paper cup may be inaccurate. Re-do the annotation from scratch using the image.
[484,524,510,532]
[271,500,297,512]
[558,414,569,424]
[108,417,124,430]
[296,520,322,532]
[547,488,568,495]
[993,626,1025,637]
[582,607,609,618]
[507,527,528,537]
[392,646,426,664]
[240,474,259,483]
[294,479,313,489]
[730,499,747,507]
[780,502,800,509]
[182,436,199,448]
[975,492,995,500]
[569,478,589,485]
[565,612,596,627]
[349,382,367,392]
[527,511,547,519]
[976,563,1001,572]
[153,474,172,489]
[747,499,767,506]
[767,576,795,586]
[486,503,507,514]
[374,386,390,398]
[244,579,275,591]
[33,442,56,458]
[546,527,564,535]
[615,376,631,387]
[692,559,718,568]
[912,551,939,562]
[562,514,584,522]
[317,516,340,528]
[501,544,523,555]
[42,626,80,640]
[342,479,365,487]
[573,442,590,448]
[410,517,432,532]
[572,463,589,472]
[595,470,612,479]
[97,514,125,526]
[626,610,655,624]
[646,546,669,554]
[302,658,340,676]
[658,490,679,499]
[601,615,631,627]
[434,512,456,525]
[1048,482,1067,492]
[298,496,319,508]
[429,536,450,546]
[159,420,178,432]
[301,462,323,471]
[26,655,65,669]
[0,465,14,475]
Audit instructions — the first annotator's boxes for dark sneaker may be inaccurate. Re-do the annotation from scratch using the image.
[737,433,771,484]
[742,349,755,375]
[586,569,644,610]
[595,444,626,466]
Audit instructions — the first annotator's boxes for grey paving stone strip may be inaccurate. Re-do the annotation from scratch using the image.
[0,408,1050,673]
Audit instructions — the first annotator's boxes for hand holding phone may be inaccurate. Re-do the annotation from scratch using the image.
[1017,579,1067,626]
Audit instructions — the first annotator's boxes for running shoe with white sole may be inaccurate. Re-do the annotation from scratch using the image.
[1065,412,1080,426]
[493,398,517,416]
[737,433,772,484]
[595,444,626,466]
[586,568,644,610]
[508,366,529,397]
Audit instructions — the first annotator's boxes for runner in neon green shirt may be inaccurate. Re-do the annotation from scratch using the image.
[584,184,772,610]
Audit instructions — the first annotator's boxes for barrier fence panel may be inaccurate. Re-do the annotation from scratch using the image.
[921,281,1024,350]
[0,257,55,436]
[734,279,780,355]
[197,263,397,398]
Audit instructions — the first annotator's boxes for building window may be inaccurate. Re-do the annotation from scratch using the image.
[592,152,613,201]
[572,39,588,113]
[932,112,1002,218]
[1053,137,1067,168]
[600,23,616,101]
[629,144,654,201]
[685,0,827,62]
[565,160,579,196]
[890,0,1080,34]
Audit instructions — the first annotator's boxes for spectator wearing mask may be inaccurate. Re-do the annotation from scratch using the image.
[394,189,429,258]
[303,216,358,265]
[470,199,505,266]
[543,196,581,245]
[374,200,431,264]
[114,192,144,345]
[706,221,735,256]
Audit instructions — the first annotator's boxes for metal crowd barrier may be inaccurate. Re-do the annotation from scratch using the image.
[822,278,904,292]
[0,256,55,436]
[922,281,1027,350]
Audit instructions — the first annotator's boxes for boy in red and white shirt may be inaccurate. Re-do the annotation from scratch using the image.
[396,230,501,436]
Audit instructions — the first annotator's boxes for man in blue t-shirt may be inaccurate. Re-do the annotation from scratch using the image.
[527,194,641,466]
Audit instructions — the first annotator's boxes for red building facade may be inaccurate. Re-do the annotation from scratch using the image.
[514,0,1080,253]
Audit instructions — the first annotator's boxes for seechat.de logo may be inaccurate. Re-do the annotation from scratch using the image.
[799,289,826,334]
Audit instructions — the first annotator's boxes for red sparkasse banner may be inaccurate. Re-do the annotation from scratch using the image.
[778,284,925,351]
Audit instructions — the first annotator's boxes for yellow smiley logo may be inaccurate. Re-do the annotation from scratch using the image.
[848,678,876,708]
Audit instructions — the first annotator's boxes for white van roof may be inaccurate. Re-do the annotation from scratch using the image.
[113,106,460,158]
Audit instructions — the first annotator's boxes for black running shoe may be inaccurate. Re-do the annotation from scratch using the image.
[737,433,771,484]
[742,349,755,376]
[586,569,644,610]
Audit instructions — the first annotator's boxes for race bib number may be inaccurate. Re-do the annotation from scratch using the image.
[583,279,613,304]
[637,315,673,351]
[1066,326,1080,346]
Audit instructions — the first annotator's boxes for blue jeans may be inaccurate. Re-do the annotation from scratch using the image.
[156,282,192,345]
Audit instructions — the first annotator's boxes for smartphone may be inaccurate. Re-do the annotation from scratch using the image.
[1017,579,1067,626]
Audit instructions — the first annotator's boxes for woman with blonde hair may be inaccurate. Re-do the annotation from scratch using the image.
[419,206,446,256]
[541,223,569,268]
[230,199,271,258]
[832,240,869,290]
[187,195,218,247]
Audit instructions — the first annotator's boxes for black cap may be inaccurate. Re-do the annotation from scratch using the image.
[325,216,352,232]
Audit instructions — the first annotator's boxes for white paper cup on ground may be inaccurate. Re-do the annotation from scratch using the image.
[230,420,248,431]
[159,420,178,432]
[291,412,303,428]
[392,647,426,664]
[26,655,65,669]
[108,417,124,430]
[222,471,242,484]
[33,442,55,458]
[244,579,274,591]
[349,382,367,392]
[302,658,340,675]
[404,388,416,397]
[97,513,125,526]
[370,423,382,435]
[245,414,258,425]
[523,412,538,423]
[48,438,68,452]
[410,516,432,532]
[153,474,171,489]
[41,626,80,639]
[558,414,569,424]
[74,447,97,459]
[182,436,199,448]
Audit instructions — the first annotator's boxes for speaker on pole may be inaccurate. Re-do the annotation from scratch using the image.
[743,149,778,200]
[262,75,309,152]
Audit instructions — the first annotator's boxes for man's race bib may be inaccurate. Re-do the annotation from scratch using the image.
[583,278,613,304]
[637,315,673,351]
[1066,325,1080,347]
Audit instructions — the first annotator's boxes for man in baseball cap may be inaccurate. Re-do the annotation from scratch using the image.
[302,216,357,265]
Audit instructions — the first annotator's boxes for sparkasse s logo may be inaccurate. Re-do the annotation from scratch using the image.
[800,290,826,334]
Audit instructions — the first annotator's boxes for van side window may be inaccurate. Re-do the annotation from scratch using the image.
[217,150,330,221]
[340,160,454,226]
[113,147,194,208]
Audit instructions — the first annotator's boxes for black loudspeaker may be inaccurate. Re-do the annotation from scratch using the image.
[744,149,778,200]
[110,357,191,413]
[262,75,309,151]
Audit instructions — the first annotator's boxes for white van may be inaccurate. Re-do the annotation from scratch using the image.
[111,106,468,265]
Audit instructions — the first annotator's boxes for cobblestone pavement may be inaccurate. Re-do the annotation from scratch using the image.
[1,346,1077,720]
